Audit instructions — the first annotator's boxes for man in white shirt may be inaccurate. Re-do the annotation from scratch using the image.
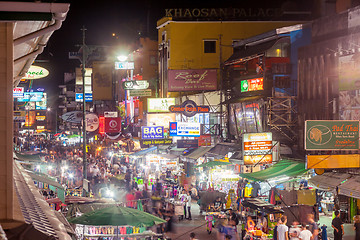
[277,215,289,240]
[186,192,192,220]
[299,224,313,240]
[289,221,301,240]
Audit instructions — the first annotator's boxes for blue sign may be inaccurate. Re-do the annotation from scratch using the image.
[141,126,164,139]
[169,122,201,137]
[75,93,93,102]
[17,92,44,102]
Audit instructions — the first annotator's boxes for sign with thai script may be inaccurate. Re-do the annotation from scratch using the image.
[147,98,176,112]
[140,139,173,148]
[243,132,272,165]
[141,126,164,139]
[168,69,217,92]
[305,120,359,150]
[169,100,210,117]
[169,122,201,137]
[122,80,149,90]
[129,89,152,97]
[241,77,264,92]
[23,66,49,79]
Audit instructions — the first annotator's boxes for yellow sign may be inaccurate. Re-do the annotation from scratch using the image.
[307,154,360,169]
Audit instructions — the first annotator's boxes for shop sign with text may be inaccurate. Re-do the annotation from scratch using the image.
[122,80,149,90]
[169,122,201,137]
[114,61,135,70]
[23,66,49,80]
[305,120,359,150]
[140,139,173,148]
[169,100,210,117]
[177,139,199,148]
[241,77,264,92]
[141,126,164,139]
[129,89,152,97]
[243,132,272,165]
[13,87,24,98]
[148,98,176,112]
[168,69,217,92]
[105,117,121,133]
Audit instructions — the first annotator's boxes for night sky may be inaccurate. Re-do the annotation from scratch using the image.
[30,0,307,108]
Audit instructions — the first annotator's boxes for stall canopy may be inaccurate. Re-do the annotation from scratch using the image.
[194,160,231,168]
[242,198,284,214]
[309,172,351,192]
[130,146,157,156]
[184,147,212,160]
[207,143,241,157]
[14,152,44,162]
[338,176,360,199]
[239,159,307,182]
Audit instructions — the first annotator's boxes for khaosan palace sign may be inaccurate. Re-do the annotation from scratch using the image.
[165,8,283,19]
[169,100,210,117]
[168,69,217,92]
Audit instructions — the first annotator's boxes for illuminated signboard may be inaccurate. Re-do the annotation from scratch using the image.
[122,80,149,90]
[75,93,93,102]
[241,77,264,92]
[169,122,201,137]
[141,126,164,139]
[35,93,47,110]
[147,98,176,113]
[147,113,176,128]
[115,61,135,70]
[169,99,210,117]
[13,87,24,98]
[18,92,44,102]
[23,66,49,80]
[243,132,272,165]
[35,116,46,121]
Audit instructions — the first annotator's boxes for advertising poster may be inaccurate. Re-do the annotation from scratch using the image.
[168,69,217,91]
[169,122,201,137]
[147,98,175,112]
[147,113,176,128]
[339,54,360,91]
[339,90,360,120]
[240,77,264,92]
[35,93,47,110]
[243,132,272,165]
[141,126,164,139]
[305,120,359,150]
[92,62,113,100]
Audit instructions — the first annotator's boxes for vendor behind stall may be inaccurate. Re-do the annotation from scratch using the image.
[256,212,268,233]
[213,196,223,212]
[245,216,255,232]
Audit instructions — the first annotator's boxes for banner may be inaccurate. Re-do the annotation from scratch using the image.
[169,122,201,137]
[92,62,113,100]
[305,120,359,150]
[140,139,173,148]
[168,69,217,92]
[105,117,121,133]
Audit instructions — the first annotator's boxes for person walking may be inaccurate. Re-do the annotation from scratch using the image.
[332,210,344,240]
[186,191,192,220]
[299,224,312,240]
[354,215,360,240]
[307,214,319,240]
[277,216,289,240]
[289,221,301,240]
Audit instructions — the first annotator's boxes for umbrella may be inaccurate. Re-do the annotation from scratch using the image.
[68,205,166,227]
[194,161,231,168]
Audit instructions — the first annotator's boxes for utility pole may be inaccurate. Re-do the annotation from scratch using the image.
[81,26,87,182]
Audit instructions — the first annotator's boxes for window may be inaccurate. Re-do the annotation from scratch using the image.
[204,40,216,53]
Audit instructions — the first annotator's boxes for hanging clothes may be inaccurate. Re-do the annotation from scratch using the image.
[244,183,253,198]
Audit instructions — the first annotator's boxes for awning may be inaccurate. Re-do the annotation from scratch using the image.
[308,172,351,192]
[25,170,65,203]
[242,198,284,214]
[225,38,282,65]
[14,152,44,162]
[338,176,360,199]
[239,159,307,182]
[207,143,241,157]
[183,147,212,160]
[130,146,157,156]
[194,160,231,168]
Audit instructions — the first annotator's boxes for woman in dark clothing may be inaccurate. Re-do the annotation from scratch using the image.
[354,215,360,240]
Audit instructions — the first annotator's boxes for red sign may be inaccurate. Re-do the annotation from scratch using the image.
[105,117,121,133]
[168,69,217,92]
[197,134,211,146]
[99,116,105,134]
